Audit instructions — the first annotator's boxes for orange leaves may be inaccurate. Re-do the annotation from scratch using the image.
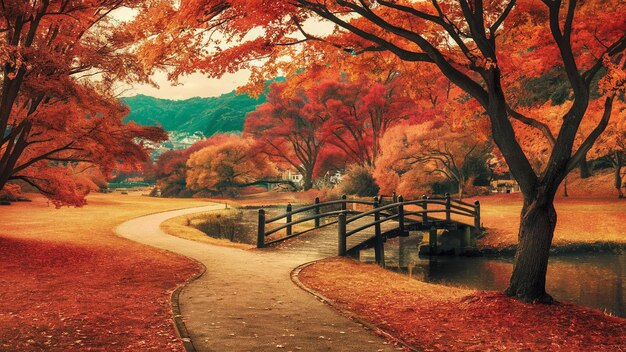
[0,1,170,206]
[599,54,626,95]
[185,135,275,193]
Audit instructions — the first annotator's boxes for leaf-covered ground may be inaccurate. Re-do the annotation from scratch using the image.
[0,193,209,351]
[298,257,626,351]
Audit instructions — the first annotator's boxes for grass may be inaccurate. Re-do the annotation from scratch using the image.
[299,258,626,351]
[0,192,210,351]
[475,193,626,248]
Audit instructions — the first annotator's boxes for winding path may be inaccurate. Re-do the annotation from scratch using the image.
[116,204,400,352]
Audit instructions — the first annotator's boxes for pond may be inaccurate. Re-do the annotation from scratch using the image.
[359,236,626,317]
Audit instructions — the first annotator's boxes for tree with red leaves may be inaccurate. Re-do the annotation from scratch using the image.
[134,0,626,302]
[378,120,491,200]
[244,81,329,190]
[0,1,163,207]
[154,134,238,196]
[310,73,416,167]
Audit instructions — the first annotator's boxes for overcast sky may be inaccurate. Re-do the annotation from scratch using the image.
[121,70,252,100]
[113,7,333,100]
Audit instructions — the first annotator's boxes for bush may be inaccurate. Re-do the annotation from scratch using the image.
[191,209,258,244]
[430,179,457,195]
[193,210,244,242]
[0,183,22,201]
[340,166,380,197]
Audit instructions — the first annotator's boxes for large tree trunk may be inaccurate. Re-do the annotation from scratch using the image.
[302,169,313,191]
[506,192,557,303]
[579,157,592,179]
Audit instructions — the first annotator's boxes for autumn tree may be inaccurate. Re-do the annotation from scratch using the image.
[377,120,491,200]
[587,100,626,198]
[186,135,275,194]
[153,134,235,196]
[0,0,164,206]
[133,0,626,302]
[311,73,416,167]
[244,82,328,190]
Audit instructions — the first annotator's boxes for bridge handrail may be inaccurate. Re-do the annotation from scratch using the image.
[264,209,346,236]
[257,193,481,250]
[345,202,405,224]
[264,198,374,224]
[345,213,400,237]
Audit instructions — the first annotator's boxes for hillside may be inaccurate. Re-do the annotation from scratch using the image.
[122,90,267,135]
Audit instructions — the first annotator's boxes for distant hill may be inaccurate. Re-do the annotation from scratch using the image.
[122,90,267,136]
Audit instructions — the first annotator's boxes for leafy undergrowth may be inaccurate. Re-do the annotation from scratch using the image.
[0,193,209,351]
[298,258,626,351]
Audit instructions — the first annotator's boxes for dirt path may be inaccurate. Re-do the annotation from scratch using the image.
[116,205,400,352]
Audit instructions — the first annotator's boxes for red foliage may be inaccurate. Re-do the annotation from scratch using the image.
[154,134,241,196]
[0,1,167,207]
[0,194,206,351]
[299,258,626,351]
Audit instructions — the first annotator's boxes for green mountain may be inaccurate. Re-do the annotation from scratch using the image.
[122,90,267,135]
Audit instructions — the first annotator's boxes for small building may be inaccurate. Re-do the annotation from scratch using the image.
[281,169,304,186]
[491,179,521,193]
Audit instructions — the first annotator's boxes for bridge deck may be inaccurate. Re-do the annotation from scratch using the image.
[267,216,400,259]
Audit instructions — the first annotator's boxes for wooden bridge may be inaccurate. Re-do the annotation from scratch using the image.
[256,194,483,265]
[242,179,299,191]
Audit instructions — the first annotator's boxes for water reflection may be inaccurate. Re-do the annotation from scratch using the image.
[360,235,626,317]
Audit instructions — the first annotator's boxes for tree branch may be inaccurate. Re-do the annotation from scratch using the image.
[507,105,556,146]
[567,95,614,173]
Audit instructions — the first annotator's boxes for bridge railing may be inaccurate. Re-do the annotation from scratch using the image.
[257,195,376,247]
[337,194,480,264]
[257,193,481,250]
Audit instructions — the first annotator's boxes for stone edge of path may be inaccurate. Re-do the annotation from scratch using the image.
[290,260,421,352]
[171,260,206,352]
[113,204,218,352]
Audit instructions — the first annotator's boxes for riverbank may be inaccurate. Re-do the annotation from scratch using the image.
[298,257,626,351]
[0,193,209,351]
[475,194,626,253]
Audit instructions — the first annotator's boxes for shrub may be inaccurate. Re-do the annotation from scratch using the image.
[340,166,379,197]
[0,183,22,201]
[430,179,457,195]
[193,210,243,242]
[191,209,258,244]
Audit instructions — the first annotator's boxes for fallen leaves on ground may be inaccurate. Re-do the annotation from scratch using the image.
[0,193,208,351]
[298,258,626,351]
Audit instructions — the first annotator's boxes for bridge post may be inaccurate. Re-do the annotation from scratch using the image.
[474,200,481,230]
[398,195,406,236]
[445,193,451,222]
[392,191,397,204]
[286,203,292,237]
[257,209,265,248]
[429,226,437,255]
[338,212,347,256]
[341,194,347,212]
[421,194,428,226]
[314,197,320,228]
[373,196,384,267]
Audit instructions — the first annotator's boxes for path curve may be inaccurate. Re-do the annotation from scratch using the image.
[116,205,400,352]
